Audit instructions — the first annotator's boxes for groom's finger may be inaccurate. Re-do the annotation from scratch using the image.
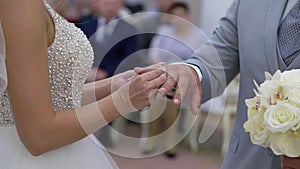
[139,69,165,81]
[134,67,155,75]
[135,62,166,75]
[190,89,201,114]
[173,74,190,105]
[159,73,177,95]
[147,73,167,88]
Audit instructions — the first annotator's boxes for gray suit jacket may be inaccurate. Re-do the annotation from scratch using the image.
[185,0,298,168]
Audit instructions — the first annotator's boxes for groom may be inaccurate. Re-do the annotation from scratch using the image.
[137,0,300,168]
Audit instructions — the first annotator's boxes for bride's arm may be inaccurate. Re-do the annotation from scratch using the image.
[0,0,166,156]
[81,70,135,105]
[81,78,112,105]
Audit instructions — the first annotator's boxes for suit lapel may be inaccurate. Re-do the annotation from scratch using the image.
[264,0,288,73]
[287,52,300,70]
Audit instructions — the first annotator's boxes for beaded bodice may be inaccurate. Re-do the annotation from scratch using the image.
[0,2,94,126]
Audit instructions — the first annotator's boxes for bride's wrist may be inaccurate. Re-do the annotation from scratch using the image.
[92,78,113,100]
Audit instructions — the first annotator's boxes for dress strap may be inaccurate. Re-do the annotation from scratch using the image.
[43,0,59,49]
[0,21,7,94]
[43,0,56,17]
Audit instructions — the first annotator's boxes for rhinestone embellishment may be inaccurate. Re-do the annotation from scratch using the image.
[0,2,94,126]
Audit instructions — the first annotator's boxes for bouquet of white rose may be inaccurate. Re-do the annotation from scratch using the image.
[244,69,300,158]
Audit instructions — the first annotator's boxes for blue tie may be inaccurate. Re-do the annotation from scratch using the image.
[278,1,300,66]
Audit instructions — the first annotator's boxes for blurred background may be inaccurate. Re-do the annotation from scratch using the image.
[48,0,239,168]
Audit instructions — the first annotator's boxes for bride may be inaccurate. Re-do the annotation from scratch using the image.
[0,0,166,168]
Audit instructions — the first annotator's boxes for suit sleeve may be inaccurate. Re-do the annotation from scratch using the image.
[185,0,241,103]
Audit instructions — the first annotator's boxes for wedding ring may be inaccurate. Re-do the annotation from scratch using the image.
[165,87,176,100]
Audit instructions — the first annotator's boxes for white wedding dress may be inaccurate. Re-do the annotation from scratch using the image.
[0,2,118,169]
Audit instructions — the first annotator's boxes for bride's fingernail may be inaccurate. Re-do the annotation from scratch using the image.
[174,98,180,104]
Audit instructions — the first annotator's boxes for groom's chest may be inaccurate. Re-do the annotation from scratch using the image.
[237,0,300,73]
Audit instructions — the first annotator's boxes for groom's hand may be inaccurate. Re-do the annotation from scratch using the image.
[282,155,300,169]
[135,64,202,114]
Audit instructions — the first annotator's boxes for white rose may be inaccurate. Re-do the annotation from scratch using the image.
[264,101,300,133]
[281,69,300,87]
[286,87,300,107]
[244,108,270,146]
[281,70,300,99]
[269,130,300,157]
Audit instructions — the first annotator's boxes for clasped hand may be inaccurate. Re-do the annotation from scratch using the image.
[111,64,168,112]
[134,63,202,114]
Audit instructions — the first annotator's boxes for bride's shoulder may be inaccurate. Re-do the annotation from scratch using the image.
[0,0,51,47]
[0,0,48,24]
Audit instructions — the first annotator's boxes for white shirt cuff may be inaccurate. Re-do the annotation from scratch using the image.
[170,62,202,82]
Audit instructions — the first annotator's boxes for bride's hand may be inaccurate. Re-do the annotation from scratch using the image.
[282,155,300,169]
[111,62,166,92]
[112,68,167,114]
[111,70,136,92]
